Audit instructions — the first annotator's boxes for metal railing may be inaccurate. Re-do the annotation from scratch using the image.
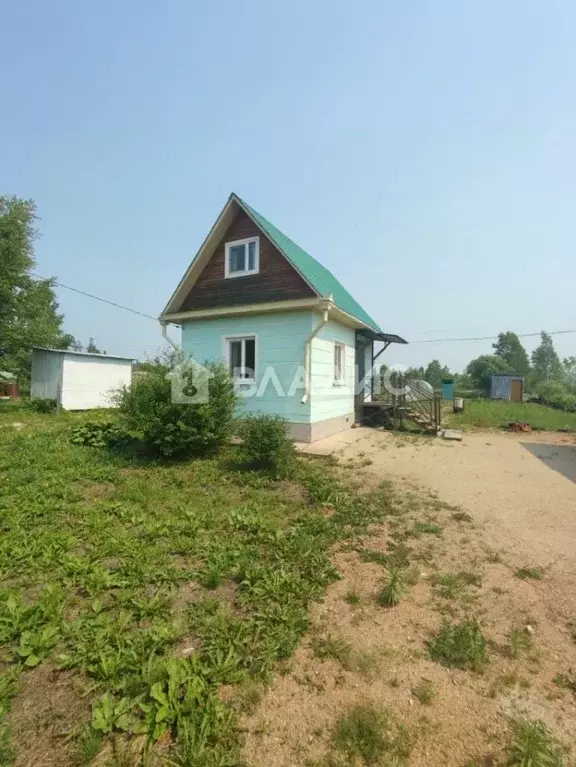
[367,377,441,432]
[403,380,441,431]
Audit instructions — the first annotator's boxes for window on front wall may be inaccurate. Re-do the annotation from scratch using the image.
[334,342,345,384]
[227,336,256,381]
[225,237,259,278]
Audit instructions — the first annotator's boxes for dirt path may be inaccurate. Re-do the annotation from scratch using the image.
[242,429,576,766]
[304,428,576,610]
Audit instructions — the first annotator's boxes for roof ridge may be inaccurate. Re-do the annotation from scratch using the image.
[235,195,382,333]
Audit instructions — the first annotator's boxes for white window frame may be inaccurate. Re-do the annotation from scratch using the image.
[333,342,346,385]
[223,334,258,383]
[224,237,260,278]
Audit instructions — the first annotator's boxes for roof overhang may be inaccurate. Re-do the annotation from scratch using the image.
[356,328,408,345]
[161,298,407,347]
[160,297,322,323]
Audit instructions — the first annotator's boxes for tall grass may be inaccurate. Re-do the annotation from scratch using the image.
[445,399,576,431]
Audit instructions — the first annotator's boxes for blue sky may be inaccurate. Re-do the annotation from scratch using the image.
[2,0,575,370]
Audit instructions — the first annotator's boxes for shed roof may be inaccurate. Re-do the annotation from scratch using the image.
[32,347,134,362]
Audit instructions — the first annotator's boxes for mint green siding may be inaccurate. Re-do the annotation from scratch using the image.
[182,310,357,427]
[310,319,355,423]
[182,310,314,423]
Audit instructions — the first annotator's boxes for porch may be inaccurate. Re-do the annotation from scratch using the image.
[354,329,442,433]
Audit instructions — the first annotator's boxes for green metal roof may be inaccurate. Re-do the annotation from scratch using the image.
[238,196,383,333]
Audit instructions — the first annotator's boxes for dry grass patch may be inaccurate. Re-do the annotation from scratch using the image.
[7,665,90,767]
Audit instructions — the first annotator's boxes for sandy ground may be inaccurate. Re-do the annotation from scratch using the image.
[243,429,576,766]
[302,428,576,597]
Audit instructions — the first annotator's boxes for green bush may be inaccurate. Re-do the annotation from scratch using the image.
[116,358,238,458]
[536,381,576,413]
[27,398,57,413]
[240,414,296,477]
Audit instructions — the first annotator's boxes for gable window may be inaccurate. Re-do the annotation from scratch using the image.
[225,237,259,278]
[226,335,257,381]
[334,342,345,384]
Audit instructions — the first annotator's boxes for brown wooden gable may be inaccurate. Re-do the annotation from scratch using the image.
[178,209,317,311]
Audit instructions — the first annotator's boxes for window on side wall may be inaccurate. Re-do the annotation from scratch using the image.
[333,342,345,384]
[225,237,259,278]
[226,336,256,382]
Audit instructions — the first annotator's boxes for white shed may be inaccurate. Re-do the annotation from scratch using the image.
[30,347,133,410]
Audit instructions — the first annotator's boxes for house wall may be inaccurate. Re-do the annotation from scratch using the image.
[182,310,361,441]
[31,349,61,400]
[180,209,315,312]
[182,310,314,425]
[310,319,355,426]
[61,356,132,410]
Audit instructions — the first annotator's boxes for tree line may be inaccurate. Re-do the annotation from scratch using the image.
[1,196,105,384]
[382,331,576,411]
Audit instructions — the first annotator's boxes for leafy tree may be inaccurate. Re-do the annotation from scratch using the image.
[404,366,425,379]
[531,332,564,383]
[454,372,473,390]
[563,357,576,388]
[466,354,513,394]
[0,196,74,382]
[492,332,530,377]
[86,338,105,354]
[423,359,451,389]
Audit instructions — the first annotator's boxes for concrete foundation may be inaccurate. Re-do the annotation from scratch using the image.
[287,412,355,443]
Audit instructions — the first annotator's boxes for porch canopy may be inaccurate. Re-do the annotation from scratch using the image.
[357,329,408,365]
[357,330,408,345]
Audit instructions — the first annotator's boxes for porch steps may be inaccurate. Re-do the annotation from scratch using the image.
[402,407,436,431]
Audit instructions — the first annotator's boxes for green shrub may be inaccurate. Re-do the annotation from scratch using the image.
[240,414,296,476]
[116,358,238,458]
[536,381,576,413]
[27,398,57,413]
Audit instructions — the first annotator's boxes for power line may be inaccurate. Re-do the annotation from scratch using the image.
[31,273,159,322]
[30,273,576,346]
[410,329,576,345]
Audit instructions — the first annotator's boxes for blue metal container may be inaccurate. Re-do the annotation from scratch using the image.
[441,378,455,400]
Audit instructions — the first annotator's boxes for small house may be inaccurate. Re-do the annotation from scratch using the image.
[490,375,524,403]
[161,193,406,441]
[31,347,133,410]
[0,371,18,399]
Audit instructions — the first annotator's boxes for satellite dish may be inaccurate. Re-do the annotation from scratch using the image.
[406,380,434,401]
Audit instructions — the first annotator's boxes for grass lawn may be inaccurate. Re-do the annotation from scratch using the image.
[443,398,576,432]
[0,405,396,766]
